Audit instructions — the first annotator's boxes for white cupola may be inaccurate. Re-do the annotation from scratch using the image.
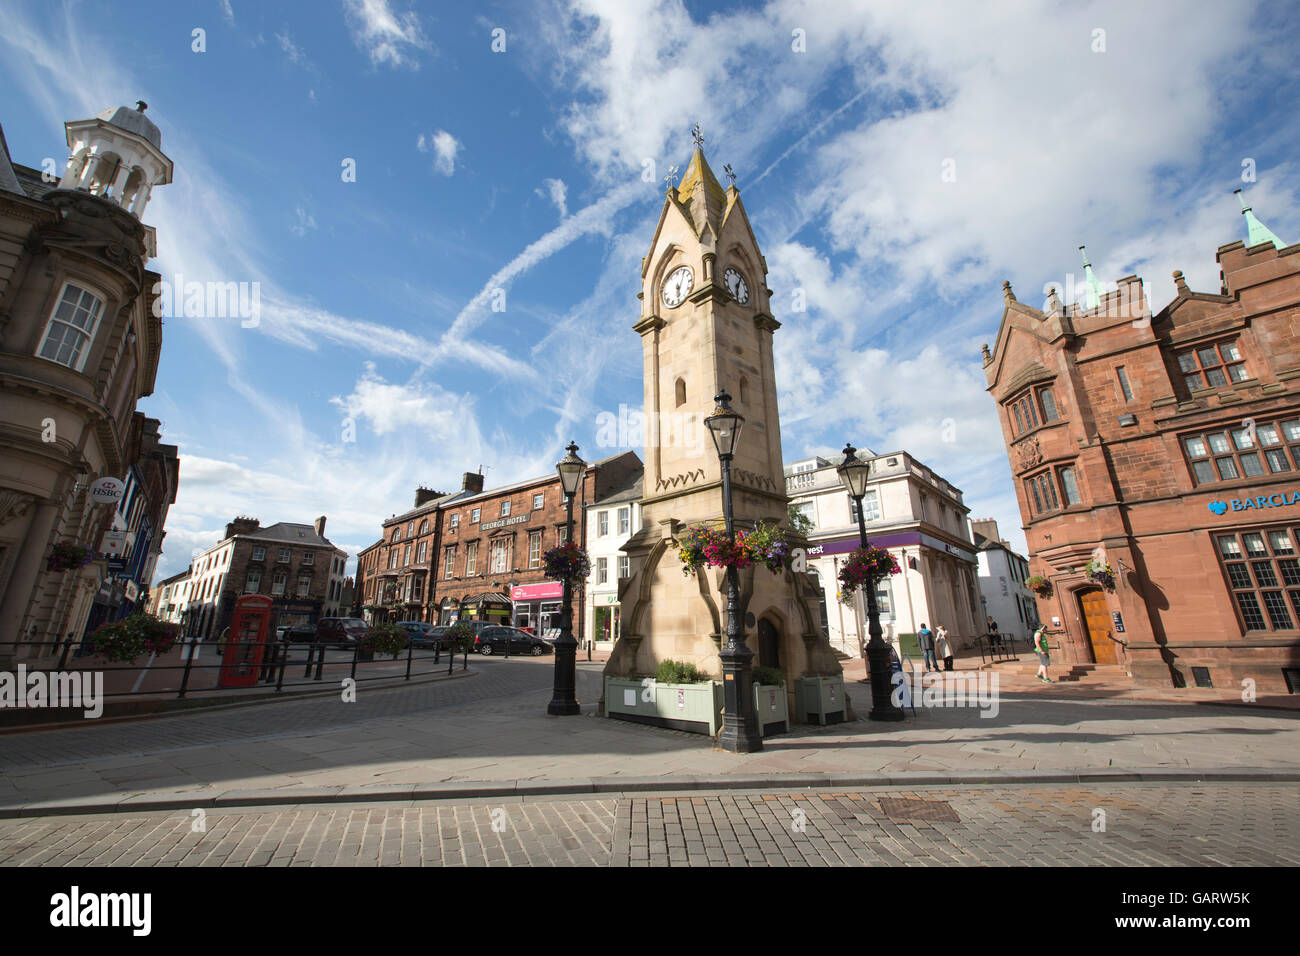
[58,101,173,219]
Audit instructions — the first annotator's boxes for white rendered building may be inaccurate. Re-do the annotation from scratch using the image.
[786,450,984,658]
[970,517,1039,647]
[583,472,642,647]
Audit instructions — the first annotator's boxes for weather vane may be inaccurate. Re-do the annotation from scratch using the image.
[723,163,735,187]
[690,122,704,149]
[664,164,679,191]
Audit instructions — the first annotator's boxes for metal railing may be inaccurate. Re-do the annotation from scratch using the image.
[974,632,1020,666]
[0,636,470,705]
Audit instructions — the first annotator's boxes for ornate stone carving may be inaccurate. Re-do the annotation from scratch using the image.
[0,491,34,527]
[656,467,705,492]
[1014,436,1042,472]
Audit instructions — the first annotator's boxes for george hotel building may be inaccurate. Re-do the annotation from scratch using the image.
[985,193,1300,694]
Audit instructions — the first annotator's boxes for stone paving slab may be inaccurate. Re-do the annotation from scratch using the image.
[1,658,1298,819]
[1,783,1295,867]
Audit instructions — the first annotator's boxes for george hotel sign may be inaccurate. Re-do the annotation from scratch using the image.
[480,514,529,532]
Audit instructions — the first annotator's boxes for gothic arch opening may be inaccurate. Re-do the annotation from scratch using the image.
[675,377,687,407]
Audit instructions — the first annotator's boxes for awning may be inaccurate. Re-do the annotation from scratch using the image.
[459,591,510,608]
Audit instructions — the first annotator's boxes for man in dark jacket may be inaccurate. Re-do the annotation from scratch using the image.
[918,623,937,672]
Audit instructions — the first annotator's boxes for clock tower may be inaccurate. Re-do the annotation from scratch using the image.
[605,139,844,713]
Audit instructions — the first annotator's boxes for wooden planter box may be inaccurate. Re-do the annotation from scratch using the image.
[605,677,724,735]
[795,675,846,725]
[753,683,789,737]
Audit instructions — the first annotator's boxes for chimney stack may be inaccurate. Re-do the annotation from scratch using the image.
[314,516,327,538]
[462,471,484,494]
[224,516,260,540]
[970,517,999,546]
[415,486,442,508]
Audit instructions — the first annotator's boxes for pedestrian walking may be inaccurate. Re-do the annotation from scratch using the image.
[1032,623,1052,682]
[918,622,937,672]
[935,625,954,671]
[987,616,1001,652]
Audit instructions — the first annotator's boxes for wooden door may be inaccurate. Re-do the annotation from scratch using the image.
[758,618,780,669]
[1077,588,1117,664]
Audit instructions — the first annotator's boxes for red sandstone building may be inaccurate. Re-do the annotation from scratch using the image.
[985,196,1300,694]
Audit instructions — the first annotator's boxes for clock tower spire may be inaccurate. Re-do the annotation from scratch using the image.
[607,130,846,716]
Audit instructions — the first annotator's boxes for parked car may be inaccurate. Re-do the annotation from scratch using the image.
[282,623,316,643]
[476,626,552,656]
[315,617,368,645]
[395,621,438,649]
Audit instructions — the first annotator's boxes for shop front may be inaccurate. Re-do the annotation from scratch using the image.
[511,581,564,638]
[590,591,620,644]
[457,591,511,624]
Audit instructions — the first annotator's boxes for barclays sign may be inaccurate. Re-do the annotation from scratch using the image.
[1206,491,1300,516]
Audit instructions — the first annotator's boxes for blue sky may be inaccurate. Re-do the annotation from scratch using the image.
[2,0,1298,582]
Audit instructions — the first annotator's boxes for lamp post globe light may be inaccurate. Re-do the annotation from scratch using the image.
[837,443,904,722]
[705,392,763,753]
[548,440,585,716]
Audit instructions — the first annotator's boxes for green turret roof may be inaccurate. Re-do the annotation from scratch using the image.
[1236,189,1287,250]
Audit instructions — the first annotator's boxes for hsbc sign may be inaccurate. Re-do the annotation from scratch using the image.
[89,477,125,506]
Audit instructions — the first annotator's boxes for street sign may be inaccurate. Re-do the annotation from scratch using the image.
[89,477,125,506]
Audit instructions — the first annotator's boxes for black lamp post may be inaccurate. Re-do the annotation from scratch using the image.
[705,392,763,753]
[547,441,585,716]
[837,443,904,722]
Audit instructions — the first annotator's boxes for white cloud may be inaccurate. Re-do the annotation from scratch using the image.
[288,205,317,236]
[343,0,430,69]
[274,29,310,69]
[219,0,234,25]
[536,177,568,218]
[417,129,460,176]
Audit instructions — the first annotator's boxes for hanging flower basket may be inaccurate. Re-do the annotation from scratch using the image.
[1085,560,1115,589]
[542,542,591,585]
[1025,575,1052,595]
[836,546,900,605]
[674,520,792,576]
[47,542,95,573]
[86,613,179,664]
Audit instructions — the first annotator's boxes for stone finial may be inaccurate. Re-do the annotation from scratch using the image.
[1173,269,1189,294]
[981,343,992,365]
[1002,280,1015,303]
[1045,286,1062,315]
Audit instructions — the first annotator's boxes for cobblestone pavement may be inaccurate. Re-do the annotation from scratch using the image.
[1,783,1295,866]
[2,658,1299,814]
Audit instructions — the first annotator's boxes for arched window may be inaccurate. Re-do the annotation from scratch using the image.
[419,520,429,535]
[739,376,749,405]
[675,377,687,407]
[392,528,400,542]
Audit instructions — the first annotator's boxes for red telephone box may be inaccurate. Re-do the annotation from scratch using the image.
[220,594,273,688]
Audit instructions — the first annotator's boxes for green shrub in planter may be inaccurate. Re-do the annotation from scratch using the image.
[362,622,409,659]
[656,658,708,684]
[751,664,785,686]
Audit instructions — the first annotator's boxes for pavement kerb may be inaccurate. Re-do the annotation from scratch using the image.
[3,767,1298,819]
[0,666,480,736]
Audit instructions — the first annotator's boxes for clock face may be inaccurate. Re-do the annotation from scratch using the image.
[723,267,750,304]
[661,265,694,309]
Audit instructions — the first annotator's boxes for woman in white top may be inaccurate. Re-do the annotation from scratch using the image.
[935,626,953,671]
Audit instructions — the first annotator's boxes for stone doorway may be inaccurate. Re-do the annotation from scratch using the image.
[1077,587,1117,664]
[757,617,781,669]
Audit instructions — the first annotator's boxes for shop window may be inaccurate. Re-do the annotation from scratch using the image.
[1217,529,1300,632]
[1178,340,1248,392]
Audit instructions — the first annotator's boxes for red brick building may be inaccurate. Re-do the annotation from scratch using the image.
[984,197,1300,694]
[361,452,642,636]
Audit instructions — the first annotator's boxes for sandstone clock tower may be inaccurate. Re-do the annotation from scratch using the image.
[605,138,843,703]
